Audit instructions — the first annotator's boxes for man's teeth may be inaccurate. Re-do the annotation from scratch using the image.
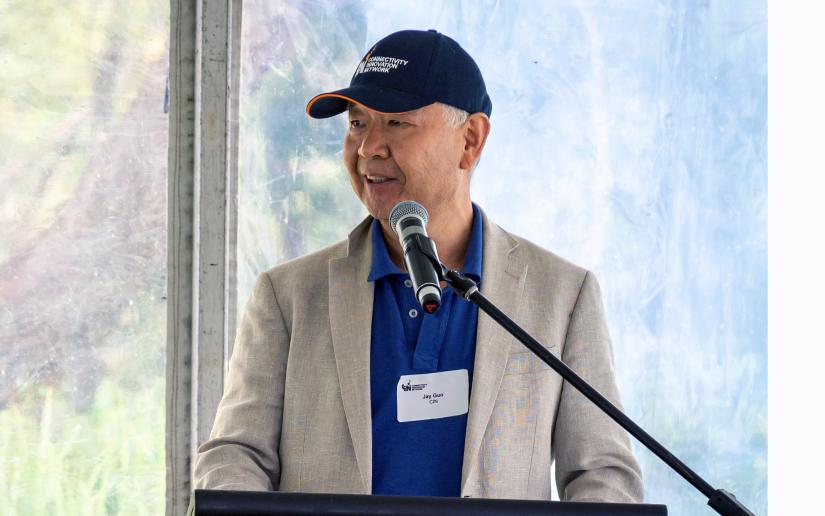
[367,176,390,183]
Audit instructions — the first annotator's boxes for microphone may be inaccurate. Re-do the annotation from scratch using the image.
[389,201,442,314]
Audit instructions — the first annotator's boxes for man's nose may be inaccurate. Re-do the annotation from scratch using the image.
[358,124,390,159]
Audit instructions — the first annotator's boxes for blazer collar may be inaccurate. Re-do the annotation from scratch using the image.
[328,215,375,493]
[461,208,528,493]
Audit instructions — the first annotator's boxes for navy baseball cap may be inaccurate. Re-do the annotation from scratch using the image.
[306,29,492,119]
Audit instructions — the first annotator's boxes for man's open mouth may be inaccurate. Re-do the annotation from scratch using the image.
[366,175,394,184]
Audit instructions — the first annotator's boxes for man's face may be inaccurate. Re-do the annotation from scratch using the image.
[343,103,469,223]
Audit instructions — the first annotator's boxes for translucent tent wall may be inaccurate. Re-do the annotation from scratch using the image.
[0,1,766,515]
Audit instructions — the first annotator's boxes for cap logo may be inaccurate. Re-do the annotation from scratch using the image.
[354,46,376,77]
[355,53,409,76]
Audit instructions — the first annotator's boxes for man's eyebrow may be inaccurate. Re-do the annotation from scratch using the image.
[347,104,366,116]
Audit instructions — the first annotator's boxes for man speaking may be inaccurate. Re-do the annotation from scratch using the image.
[194,29,643,502]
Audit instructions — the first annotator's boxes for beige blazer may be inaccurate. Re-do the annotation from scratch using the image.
[194,211,643,502]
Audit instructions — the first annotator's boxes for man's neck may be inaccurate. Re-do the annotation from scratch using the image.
[380,201,474,273]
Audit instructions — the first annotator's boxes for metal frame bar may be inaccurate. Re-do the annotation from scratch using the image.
[166,1,242,514]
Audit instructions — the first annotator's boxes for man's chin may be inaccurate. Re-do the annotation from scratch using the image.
[367,206,392,223]
[366,198,409,223]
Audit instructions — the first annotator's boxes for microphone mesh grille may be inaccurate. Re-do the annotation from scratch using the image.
[389,201,429,235]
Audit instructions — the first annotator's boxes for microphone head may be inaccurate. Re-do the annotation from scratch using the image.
[389,201,429,235]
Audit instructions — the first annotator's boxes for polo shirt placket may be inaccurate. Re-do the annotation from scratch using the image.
[368,204,483,496]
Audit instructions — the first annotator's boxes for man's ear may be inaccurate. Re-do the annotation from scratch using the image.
[459,113,491,171]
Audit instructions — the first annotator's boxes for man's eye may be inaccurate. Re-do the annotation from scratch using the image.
[349,120,363,128]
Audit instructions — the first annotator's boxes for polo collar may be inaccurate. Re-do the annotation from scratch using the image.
[368,203,483,283]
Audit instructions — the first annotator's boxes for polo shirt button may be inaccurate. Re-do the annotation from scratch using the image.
[404,279,412,288]
[408,308,418,318]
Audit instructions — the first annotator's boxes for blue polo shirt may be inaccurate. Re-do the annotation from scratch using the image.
[368,203,483,497]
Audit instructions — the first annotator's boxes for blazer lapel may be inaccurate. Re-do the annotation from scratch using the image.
[461,212,528,493]
[328,216,374,494]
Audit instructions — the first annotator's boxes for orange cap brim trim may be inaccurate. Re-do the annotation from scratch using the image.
[305,93,410,117]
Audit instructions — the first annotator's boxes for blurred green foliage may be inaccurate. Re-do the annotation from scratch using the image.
[0,0,168,513]
[0,284,166,515]
[0,380,164,516]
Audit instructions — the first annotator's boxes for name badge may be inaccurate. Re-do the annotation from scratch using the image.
[396,369,469,423]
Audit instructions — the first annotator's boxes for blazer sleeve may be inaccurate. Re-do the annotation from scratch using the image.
[552,271,644,502]
[193,271,290,490]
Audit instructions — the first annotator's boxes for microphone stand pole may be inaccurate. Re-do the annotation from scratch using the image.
[427,256,755,516]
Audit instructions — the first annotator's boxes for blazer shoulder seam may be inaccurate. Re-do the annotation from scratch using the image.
[262,270,291,342]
